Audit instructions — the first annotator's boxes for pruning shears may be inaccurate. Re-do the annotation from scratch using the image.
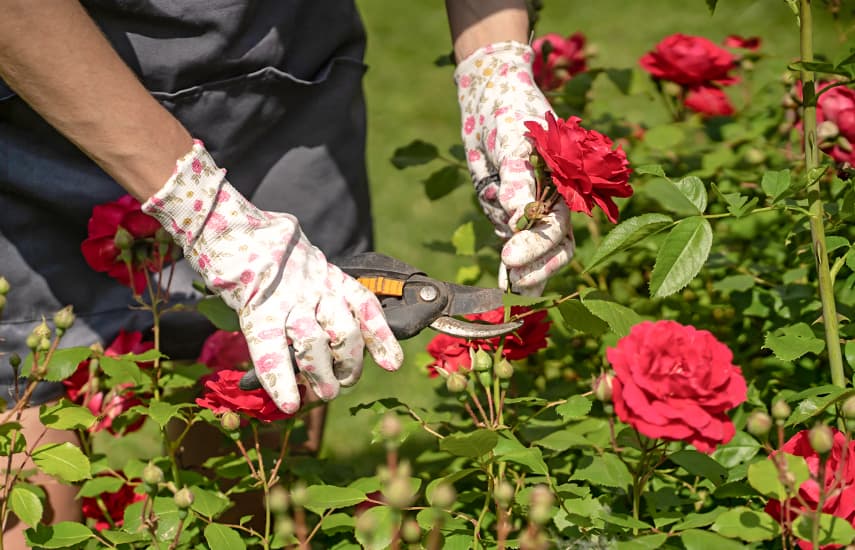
[238,252,521,390]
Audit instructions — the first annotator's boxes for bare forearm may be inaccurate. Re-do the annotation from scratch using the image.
[445,0,529,62]
[0,1,193,201]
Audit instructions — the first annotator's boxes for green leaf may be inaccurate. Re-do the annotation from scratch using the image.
[25,521,94,548]
[649,216,713,298]
[10,485,43,527]
[556,395,592,421]
[633,164,667,178]
[570,453,632,489]
[674,176,708,213]
[644,178,704,215]
[39,399,96,431]
[196,296,240,332]
[747,454,810,499]
[101,530,146,544]
[763,322,825,361]
[671,507,726,531]
[713,184,759,218]
[141,400,187,430]
[534,430,594,452]
[0,422,25,454]
[439,429,498,459]
[558,300,609,336]
[585,213,673,271]
[793,512,855,546]
[303,485,367,514]
[355,506,396,550]
[451,221,476,256]
[681,529,746,550]
[786,386,853,427]
[204,523,246,550]
[32,442,91,482]
[77,476,125,498]
[390,140,439,169]
[705,0,718,14]
[423,165,465,200]
[501,292,559,308]
[494,432,549,475]
[712,506,781,542]
[580,290,643,338]
[100,356,144,386]
[713,431,761,469]
[713,274,755,293]
[761,169,793,202]
[160,362,211,389]
[190,486,230,518]
[605,68,635,95]
[643,124,684,150]
[670,449,728,486]
[42,347,92,382]
[598,511,651,530]
[615,534,668,549]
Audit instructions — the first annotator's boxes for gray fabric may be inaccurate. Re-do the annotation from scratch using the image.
[0,1,372,406]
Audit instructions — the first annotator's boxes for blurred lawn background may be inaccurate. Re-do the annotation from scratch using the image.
[320,0,850,459]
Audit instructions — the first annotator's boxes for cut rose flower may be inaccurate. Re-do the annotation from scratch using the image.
[196,368,295,422]
[80,476,145,532]
[765,428,855,550]
[639,33,738,87]
[607,320,747,453]
[532,32,588,91]
[524,112,633,223]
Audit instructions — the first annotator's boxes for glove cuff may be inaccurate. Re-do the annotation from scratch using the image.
[453,40,535,89]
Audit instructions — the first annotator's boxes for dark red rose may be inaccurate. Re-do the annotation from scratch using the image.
[607,320,747,453]
[532,32,588,91]
[639,33,738,87]
[765,429,855,550]
[198,330,252,373]
[426,333,472,377]
[684,85,735,117]
[525,112,633,223]
[723,34,761,51]
[81,194,174,293]
[817,82,855,166]
[196,369,294,422]
[81,477,145,531]
[466,306,550,360]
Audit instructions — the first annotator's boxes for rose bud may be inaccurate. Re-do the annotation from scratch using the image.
[401,519,422,543]
[445,372,468,393]
[142,462,165,486]
[842,395,855,420]
[771,400,791,422]
[53,306,75,331]
[0,294,6,313]
[37,337,51,352]
[33,318,51,340]
[477,370,493,388]
[290,482,308,508]
[173,487,194,509]
[472,349,493,372]
[274,517,294,539]
[429,482,456,509]
[495,480,515,507]
[113,226,134,251]
[494,359,514,380]
[379,412,403,441]
[384,475,416,509]
[220,411,241,432]
[0,276,9,295]
[746,411,773,438]
[662,81,684,97]
[8,354,21,370]
[528,485,554,526]
[268,485,289,514]
[809,423,834,455]
[593,373,613,402]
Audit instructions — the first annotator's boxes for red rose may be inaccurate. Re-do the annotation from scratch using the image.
[198,330,252,373]
[426,333,472,377]
[684,85,735,117]
[466,306,550,360]
[532,32,588,91]
[81,194,174,293]
[607,320,747,453]
[81,477,145,531]
[196,369,294,422]
[525,112,633,223]
[817,82,855,166]
[723,34,762,51]
[765,429,855,550]
[639,33,738,87]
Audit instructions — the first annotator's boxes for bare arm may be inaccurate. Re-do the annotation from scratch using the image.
[0,1,193,201]
[445,0,529,62]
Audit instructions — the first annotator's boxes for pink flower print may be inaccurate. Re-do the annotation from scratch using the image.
[517,71,533,86]
[149,197,164,208]
[191,158,203,174]
[193,199,203,212]
[239,270,255,285]
[211,277,237,291]
[170,220,186,236]
[487,128,498,152]
[479,114,485,126]
[359,301,379,321]
[258,328,285,339]
[495,106,510,117]
[522,50,532,63]
[248,253,258,262]
[464,115,476,135]
[256,353,283,373]
[468,149,482,162]
[290,317,316,339]
[198,254,210,269]
[208,212,228,233]
[215,189,231,203]
[459,74,472,89]
[482,186,498,200]
[246,215,263,228]
[499,63,509,76]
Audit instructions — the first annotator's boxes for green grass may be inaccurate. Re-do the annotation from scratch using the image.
[321,0,849,459]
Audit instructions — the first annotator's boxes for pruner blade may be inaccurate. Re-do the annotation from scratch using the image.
[429,315,522,339]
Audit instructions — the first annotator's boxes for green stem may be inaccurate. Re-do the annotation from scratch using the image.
[799,0,846,388]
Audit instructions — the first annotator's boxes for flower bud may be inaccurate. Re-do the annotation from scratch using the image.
[744,148,766,165]
[528,485,554,526]
[173,487,194,509]
[477,370,492,388]
[379,412,403,441]
[289,482,308,508]
[142,462,165,486]
[274,517,294,539]
[114,227,134,251]
[494,359,514,380]
[0,276,9,295]
[53,306,75,331]
[746,411,773,438]
[9,354,21,370]
[401,519,422,543]
[472,349,492,372]
[446,372,468,393]
[384,475,416,509]
[842,396,855,420]
[662,81,683,97]
[33,318,51,340]
[593,373,613,402]
[268,485,289,514]
[809,424,834,455]
[771,400,791,421]
[37,337,51,352]
[25,333,39,350]
[0,294,6,313]
[220,411,241,432]
[494,480,514,507]
[355,509,377,537]
[429,482,456,509]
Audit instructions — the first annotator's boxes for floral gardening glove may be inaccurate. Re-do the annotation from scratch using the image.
[142,141,404,413]
[455,41,575,296]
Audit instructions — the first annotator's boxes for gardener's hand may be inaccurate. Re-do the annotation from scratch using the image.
[143,141,403,413]
[455,40,575,296]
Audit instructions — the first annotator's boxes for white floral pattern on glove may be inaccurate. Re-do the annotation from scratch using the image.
[143,141,403,413]
[455,41,575,296]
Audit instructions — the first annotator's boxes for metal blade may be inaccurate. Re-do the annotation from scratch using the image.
[441,283,507,317]
[430,316,522,339]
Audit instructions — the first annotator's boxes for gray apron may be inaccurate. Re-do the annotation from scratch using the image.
[0,0,373,405]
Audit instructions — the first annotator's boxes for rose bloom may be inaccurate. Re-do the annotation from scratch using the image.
[81,477,145,531]
[816,82,855,166]
[684,85,735,117]
[723,34,762,51]
[196,369,294,422]
[64,330,152,434]
[525,112,633,224]
[81,194,174,293]
[607,320,747,453]
[198,329,252,377]
[532,32,587,91]
[426,333,473,377]
[765,429,855,550]
[639,33,738,87]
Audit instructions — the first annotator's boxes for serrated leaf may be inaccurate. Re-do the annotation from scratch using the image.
[581,290,643,337]
[585,213,673,271]
[570,453,632,489]
[634,164,667,178]
[303,485,367,514]
[455,264,482,285]
[439,429,498,459]
[747,454,810,499]
[355,506,396,550]
[558,300,609,336]
[25,521,94,548]
[793,512,855,546]
[674,176,708,213]
[101,530,146,544]
[138,400,187,430]
[196,296,240,332]
[556,395,592,421]
[204,523,246,550]
[42,347,92,382]
[670,449,727,486]
[32,442,90,482]
[644,125,685,150]
[390,140,439,169]
[671,507,726,531]
[713,274,755,292]
[650,216,713,298]
[39,400,96,431]
[713,183,759,218]
[712,506,780,542]
[494,433,548,474]
[763,322,825,361]
[681,529,745,550]
[598,511,652,529]
[100,356,144,386]
[423,165,465,200]
[451,221,475,255]
[191,486,230,518]
[645,178,704,215]
[615,534,668,549]
[786,386,853,426]
[534,430,593,452]
[761,169,792,202]
[77,476,125,498]
[10,485,43,527]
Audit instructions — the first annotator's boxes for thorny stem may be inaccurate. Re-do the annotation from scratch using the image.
[251,424,272,550]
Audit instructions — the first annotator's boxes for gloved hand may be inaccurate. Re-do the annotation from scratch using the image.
[142,141,403,413]
[455,41,575,296]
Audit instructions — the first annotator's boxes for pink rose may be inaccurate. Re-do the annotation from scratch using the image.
[532,32,588,91]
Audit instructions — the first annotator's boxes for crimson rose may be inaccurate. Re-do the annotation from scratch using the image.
[532,32,587,91]
[684,85,735,117]
[198,330,252,375]
[81,476,145,531]
[639,33,738,86]
[426,333,472,377]
[196,369,294,422]
[607,320,747,453]
[765,429,855,550]
[81,194,174,293]
[723,34,762,51]
[524,112,632,223]
[817,82,855,166]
